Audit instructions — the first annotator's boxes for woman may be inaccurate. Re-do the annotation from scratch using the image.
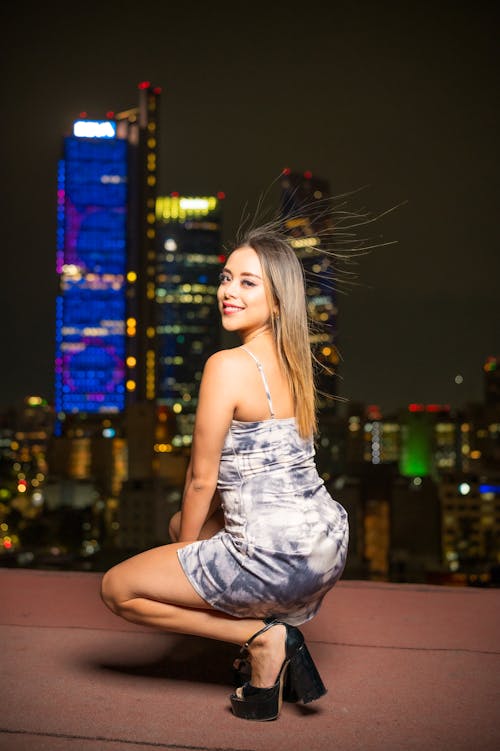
[101,228,349,721]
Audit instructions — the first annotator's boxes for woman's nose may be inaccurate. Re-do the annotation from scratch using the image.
[223,279,238,297]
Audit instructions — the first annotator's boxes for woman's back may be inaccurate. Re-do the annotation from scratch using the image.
[179,348,348,624]
[231,344,295,423]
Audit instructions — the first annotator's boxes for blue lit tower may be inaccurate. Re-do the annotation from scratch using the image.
[55,119,128,416]
[279,170,339,411]
[155,194,224,442]
[55,83,161,423]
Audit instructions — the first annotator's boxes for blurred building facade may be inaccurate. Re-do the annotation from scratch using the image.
[155,194,224,440]
[328,360,500,584]
[279,170,340,412]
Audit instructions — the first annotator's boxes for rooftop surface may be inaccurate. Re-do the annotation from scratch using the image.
[2,568,499,751]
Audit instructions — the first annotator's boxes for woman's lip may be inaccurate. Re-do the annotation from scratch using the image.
[222,304,244,314]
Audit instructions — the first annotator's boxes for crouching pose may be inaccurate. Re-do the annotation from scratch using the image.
[101,228,349,721]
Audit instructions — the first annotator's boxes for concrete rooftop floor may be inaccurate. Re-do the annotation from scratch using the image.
[1,567,499,751]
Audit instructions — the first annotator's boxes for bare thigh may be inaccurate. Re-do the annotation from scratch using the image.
[103,542,213,610]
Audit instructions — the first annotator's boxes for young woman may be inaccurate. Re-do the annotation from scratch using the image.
[101,228,349,721]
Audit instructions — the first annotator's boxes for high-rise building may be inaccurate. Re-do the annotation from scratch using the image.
[55,120,128,417]
[155,194,225,440]
[279,170,340,411]
[55,82,161,424]
[439,476,500,576]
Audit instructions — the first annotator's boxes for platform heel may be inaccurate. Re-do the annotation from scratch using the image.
[233,657,299,702]
[230,661,289,721]
[287,638,327,704]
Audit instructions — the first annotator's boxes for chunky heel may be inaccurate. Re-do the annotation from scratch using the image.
[287,642,327,704]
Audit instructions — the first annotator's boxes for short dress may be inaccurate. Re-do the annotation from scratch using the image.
[177,347,349,626]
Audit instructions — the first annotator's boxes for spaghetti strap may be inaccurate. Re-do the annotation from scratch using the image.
[240,346,275,419]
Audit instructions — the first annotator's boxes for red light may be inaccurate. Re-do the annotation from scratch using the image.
[106,111,115,119]
[425,404,450,412]
[153,87,162,95]
[304,170,312,179]
[78,111,88,118]
[170,191,180,197]
[282,167,291,175]
[18,479,27,487]
[408,403,425,412]
[3,540,12,550]
[138,81,151,90]
[366,404,382,419]
[218,255,226,263]
[217,191,226,200]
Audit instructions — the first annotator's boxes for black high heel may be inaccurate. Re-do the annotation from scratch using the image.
[230,620,327,721]
[233,656,299,702]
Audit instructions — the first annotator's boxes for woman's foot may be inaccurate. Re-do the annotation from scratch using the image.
[230,621,326,720]
[234,622,286,697]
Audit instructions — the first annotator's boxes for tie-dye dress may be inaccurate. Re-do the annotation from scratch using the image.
[177,348,349,626]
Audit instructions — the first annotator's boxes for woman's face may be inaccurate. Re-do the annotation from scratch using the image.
[217,246,272,337]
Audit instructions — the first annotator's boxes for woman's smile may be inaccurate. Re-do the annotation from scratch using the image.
[222,302,245,315]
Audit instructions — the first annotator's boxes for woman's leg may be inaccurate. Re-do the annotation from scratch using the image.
[101,542,285,688]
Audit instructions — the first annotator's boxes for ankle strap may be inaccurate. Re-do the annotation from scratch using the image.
[241,619,278,652]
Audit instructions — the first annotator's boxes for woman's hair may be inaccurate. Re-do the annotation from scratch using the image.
[240,228,316,439]
[232,178,402,438]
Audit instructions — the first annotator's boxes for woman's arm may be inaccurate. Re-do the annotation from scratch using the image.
[178,351,238,542]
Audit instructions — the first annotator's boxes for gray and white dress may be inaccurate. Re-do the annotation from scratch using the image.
[177,347,349,626]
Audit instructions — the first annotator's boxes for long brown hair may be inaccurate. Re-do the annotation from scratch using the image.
[241,228,316,438]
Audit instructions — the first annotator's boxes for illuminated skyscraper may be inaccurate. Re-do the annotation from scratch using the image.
[55,82,161,424]
[279,170,339,411]
[155,194,224,440]
[55,121,127,416]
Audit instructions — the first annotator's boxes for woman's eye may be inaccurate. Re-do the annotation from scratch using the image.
[219,272,230,283]
[241,279,255,287]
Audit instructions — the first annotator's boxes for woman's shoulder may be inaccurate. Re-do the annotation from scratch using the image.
[203,347,249,377]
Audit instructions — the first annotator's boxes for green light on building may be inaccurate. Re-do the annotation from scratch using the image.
[399,412,433,477]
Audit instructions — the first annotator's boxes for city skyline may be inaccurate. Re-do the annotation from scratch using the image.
[1,2,498,413]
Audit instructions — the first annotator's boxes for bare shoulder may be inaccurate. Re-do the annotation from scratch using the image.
[203,347,248,377]
[197,348,248,420]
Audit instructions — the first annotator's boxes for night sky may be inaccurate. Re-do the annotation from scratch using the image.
[1,1,498,415]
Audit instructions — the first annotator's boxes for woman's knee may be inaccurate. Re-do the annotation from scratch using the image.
[100,567,123,614]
